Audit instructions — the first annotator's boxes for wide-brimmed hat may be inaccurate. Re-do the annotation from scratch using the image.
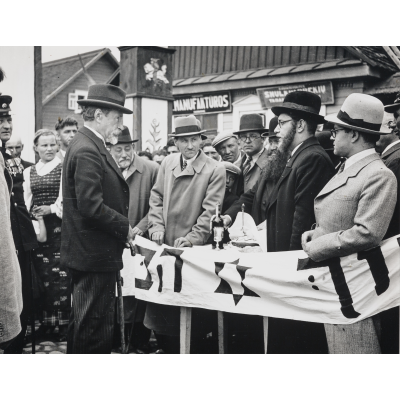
[77,84,133,114]
[271,91,325,124]
[325,93,385,135]
[262,116,279,138]
[171,115,207,140]
[212,131,237,148]
[384,91,400,114]
[233,114,268,135]
[108,126,138,145]
[222,161,241,176]
[0,94,12,117]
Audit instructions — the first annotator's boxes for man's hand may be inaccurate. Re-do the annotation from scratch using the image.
[132,227,144,239]
[301,230,314,252]
[33,205,51,216]
[152,231,165,246]
[127,225,135,243]
[174,237,192,248]
[221,215,232,229]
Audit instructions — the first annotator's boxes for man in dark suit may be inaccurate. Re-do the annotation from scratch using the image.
[61,84,135,354]
[0,95,38,354]
[223,92,335,353]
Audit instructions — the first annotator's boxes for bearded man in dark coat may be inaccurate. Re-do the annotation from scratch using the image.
[223,92,335,353]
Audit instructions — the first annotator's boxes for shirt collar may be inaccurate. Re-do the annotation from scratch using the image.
[344,148,376,170]
[60,149,66,157]
[84,124,106,145]
[382,139,400,156]
[291,142,303,157]
[245,148,264,164]
[36,156,61,172]
[182,151,200,166]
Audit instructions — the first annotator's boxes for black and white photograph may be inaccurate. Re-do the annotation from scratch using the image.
[1,3,399,399]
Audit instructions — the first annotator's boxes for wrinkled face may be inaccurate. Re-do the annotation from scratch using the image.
[225,171,236,190]
[35,134,57,163]
[203,145,220,161]
[167,145,179,155]
[0,115,13,143]
[100,109,124,145]
[175,134,202,160]
[5,141,23,157]
[238,131,264,157]
[110,143,134,169]
[331,124,351,157]
[216,137,240,162]
[153,154,166,165]
[58,124,77,149]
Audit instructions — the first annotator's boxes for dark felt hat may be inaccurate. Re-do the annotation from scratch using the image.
[171,115,207,140]
[116,126,138,144]
[262,116,279,138]
[271,91,325,124]
[77,84,133,114]
[0,94,12,117]
[233,114,268,135]
[384,91,400,114]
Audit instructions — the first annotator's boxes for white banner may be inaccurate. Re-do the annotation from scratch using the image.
[121,235,400,325]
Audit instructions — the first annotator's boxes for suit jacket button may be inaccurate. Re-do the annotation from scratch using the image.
[14,203,17,206]
[337,246,341,250]
[262,201,266,205]
[11,192,14,196]
[126,206,128,210]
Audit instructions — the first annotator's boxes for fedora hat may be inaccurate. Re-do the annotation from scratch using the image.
[384,91,400,114]
[212,131,236,148]
[110,126,138,145]
[171,115,207,140]
[325,93,384,135]
[233,114,268,135]
[271,91,325,124]
[77,84,133,114]
[262,116,279,138]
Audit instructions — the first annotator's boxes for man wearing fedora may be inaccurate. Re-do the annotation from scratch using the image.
[61,84,135,353]
[145,115,225,353]
[234,114,269,193]
[222,97,335,353]
[375,95,400,354]
[302,93,397,354]
[108,125,159,353]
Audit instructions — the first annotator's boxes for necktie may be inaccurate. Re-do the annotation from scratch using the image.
[243,156,252,176]
[182,160,187,171]
[337,161,346,175]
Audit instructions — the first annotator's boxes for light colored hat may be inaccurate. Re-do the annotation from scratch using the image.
[325,93,385,135]
[171,115,207,140]
[212,131,236,148]
[222,161,241,175]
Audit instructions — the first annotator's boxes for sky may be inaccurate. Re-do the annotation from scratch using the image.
[42,46,120,63]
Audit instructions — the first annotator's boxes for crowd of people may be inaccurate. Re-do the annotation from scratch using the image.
[1,82,399,354]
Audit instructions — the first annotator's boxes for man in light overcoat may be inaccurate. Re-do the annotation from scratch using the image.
[302,93,397,354]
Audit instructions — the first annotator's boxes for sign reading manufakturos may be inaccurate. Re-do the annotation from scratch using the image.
[257,81,334,109]
[120,235,400,325]
[173,91,231,115]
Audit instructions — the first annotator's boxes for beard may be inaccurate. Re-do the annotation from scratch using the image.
[262,126,296,182]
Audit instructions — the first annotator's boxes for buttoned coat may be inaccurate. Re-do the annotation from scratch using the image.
[61,127,130,272]
[125,155,159,233]
[306,153,397,262]
[0,153,22,345]
[265,137,335,252]
[381,141,400,239]
[148,150,225,246]
[241,148,269,193]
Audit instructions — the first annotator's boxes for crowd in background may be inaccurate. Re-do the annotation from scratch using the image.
[1,83,400,354]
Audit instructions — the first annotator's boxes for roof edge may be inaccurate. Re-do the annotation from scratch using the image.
[42,48,110,67]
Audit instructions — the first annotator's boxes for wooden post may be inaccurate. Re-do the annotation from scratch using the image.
[263,317,268,354]
[180,306,192,354]
[217,311,228,354]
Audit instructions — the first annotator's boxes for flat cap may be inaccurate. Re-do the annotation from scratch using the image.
[212,131,236,148]
[222,161,241,175]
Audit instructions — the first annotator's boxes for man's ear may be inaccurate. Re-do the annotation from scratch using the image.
[94,109,102,122]
[350,130,360,143]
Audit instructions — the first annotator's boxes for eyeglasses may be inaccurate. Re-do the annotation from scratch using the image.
[238,133,262,142]
[330,128,346,138]
[277,119,293,128]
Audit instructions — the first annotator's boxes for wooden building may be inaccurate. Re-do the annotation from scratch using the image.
[42,48,119,130]
[169,46,400,137]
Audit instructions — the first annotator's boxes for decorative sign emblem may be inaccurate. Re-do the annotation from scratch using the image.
[2,103,7,108]
[144,58,169,86]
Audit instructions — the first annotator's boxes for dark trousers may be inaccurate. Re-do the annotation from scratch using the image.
[4,250,31,354]
[67,269,116,354]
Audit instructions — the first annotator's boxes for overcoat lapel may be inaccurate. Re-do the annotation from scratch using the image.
[80,127,125,182]
[124,154,143,181]
[381,141,400,160]
[316,153,381,198]
[172,151,207,178]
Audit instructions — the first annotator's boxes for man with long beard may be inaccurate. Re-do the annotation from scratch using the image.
[222,92,335,353]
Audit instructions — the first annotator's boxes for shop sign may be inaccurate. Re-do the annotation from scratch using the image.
[173,91,231,115]
[257,81,334,109]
